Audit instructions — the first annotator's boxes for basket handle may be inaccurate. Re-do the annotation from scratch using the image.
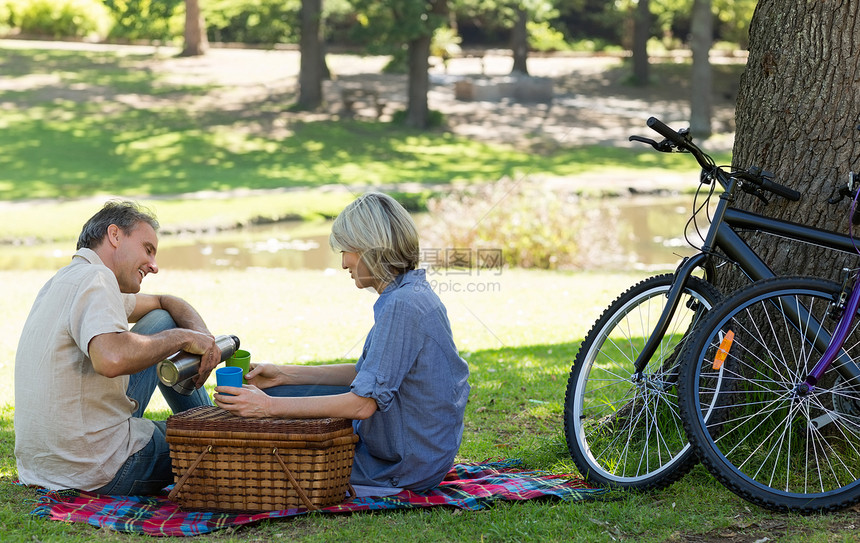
[273,448,318,511]
[167,445,211,502]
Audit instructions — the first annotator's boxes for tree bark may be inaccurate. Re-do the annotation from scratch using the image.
[690,0,713,138]
[510,6,529,75]
[631,0,650,85]
[298,0,324,110]
[181,0,208,57]
[404,0,447,128]
[405,35,431,128]
[725,0,860,291]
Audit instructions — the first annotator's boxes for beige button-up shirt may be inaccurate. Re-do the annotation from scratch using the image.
[14,248,154,490]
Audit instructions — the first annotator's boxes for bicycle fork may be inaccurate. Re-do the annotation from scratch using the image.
[631,252,715,381]
[631,180,735,381]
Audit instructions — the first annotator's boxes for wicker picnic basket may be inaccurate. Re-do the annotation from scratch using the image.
[165,406,357,512]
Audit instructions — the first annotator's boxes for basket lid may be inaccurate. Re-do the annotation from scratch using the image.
[166,406,353,435]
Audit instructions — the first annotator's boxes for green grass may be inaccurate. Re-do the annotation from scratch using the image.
[1,268,859,541]
[1,41,846,541]
[0,43,730,243]
[0,106,718,201]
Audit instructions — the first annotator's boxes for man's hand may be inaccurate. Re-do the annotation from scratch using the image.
[182,331,219,388]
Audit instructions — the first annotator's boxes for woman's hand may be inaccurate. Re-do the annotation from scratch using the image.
[243,362,289,390]
[213,384,274,418]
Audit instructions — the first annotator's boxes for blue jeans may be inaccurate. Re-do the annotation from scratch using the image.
[94,310,212,496]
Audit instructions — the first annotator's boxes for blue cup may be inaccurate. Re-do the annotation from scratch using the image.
[216,366,244,395]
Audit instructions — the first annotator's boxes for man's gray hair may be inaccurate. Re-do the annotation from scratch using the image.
[76,200,159,250]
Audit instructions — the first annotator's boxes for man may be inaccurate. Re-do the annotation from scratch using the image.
[14,200,221,495]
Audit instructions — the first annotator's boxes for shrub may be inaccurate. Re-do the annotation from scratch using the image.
[12,0,112,40]
[390,108,445,128]
[419,178,615,270]
[102,0,183,42]
[527,21,569,52]
[204,0,298,45]
[431,26,462,61]
[0,0,17,34]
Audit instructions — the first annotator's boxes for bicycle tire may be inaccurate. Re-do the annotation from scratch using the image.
[678,276,860,513]
[564,273,722,490]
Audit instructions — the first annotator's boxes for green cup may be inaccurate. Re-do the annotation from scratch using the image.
[226,349,251,382]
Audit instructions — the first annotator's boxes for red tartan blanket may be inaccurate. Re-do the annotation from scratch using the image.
[23,460,605,537]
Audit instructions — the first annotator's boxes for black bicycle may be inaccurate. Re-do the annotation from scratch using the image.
[562,117,860,491]
[676,181,860,512]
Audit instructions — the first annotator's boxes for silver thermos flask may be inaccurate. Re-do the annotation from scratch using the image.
[157,334,240,395]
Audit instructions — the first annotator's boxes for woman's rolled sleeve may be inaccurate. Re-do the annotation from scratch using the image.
[351,299,422,412]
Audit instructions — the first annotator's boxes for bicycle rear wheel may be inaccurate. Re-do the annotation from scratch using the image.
[564,273,721,490]
[678,276,860,513]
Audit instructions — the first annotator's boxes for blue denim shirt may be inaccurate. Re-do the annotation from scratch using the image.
[350,269,470,490]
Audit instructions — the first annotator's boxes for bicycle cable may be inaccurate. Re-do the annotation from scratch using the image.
[683,169,719,250]
[849,173,860,256]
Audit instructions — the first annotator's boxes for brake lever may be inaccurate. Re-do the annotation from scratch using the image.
[740,182,770,205]
[752,190,770,205]
[629,135,660,148]
[828,184,853,205]
[628,135,676,153]
[826,178,860,224]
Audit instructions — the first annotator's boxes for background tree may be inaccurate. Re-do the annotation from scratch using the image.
[351,0,449,128]
[181,0,208,56]
[510,4,528,73]
[298,0,324,109]
[556,0,625,48]
[454,0,559,74]
[689,0,712,137]
[631,0,651,85]
[712,0,756,50]
[727,0,860,289]
[405,0,448,127]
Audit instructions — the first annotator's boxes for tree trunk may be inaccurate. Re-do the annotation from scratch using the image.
[181,0,208,57]
[631,0,650,85]
[298,0,324,110]
[510,6,529,75]
[690,0,713,138]
[725,0,860,291]
[405,35,431,128]
[404,0,447,128]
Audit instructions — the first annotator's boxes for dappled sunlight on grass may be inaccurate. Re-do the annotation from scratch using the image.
[0,268,652,410]
[0,46,731,202]
[0,265,647,466]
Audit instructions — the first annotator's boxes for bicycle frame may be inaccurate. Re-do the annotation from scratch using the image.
[803,267,860,389]
[632,175,860,388]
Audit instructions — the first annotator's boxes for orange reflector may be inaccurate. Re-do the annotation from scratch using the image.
[712,330,734,370]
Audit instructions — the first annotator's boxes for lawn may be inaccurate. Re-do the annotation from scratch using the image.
[0,268,853,542]
[0,40,850,542]
[0,41,731,243]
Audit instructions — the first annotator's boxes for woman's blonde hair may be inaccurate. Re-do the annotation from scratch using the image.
[329,192,419,285]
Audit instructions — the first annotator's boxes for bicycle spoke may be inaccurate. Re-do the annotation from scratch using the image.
[680,278,860,512]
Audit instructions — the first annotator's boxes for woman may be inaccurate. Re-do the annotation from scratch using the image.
[215,192,471,496]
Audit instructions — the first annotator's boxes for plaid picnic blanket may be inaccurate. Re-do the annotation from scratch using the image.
[25,460,605,536]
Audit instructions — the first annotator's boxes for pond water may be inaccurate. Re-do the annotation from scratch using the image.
[0,196,703,272]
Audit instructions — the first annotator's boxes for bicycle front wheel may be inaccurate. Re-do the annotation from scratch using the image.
[678,276,860,513]
[564,273,721,490]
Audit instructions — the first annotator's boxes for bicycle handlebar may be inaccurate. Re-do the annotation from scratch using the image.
[646,117,689,149]
[633,116,801,202]
[760,177,801,201]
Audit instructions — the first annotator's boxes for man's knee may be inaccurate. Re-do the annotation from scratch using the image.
[130,309,176,336]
